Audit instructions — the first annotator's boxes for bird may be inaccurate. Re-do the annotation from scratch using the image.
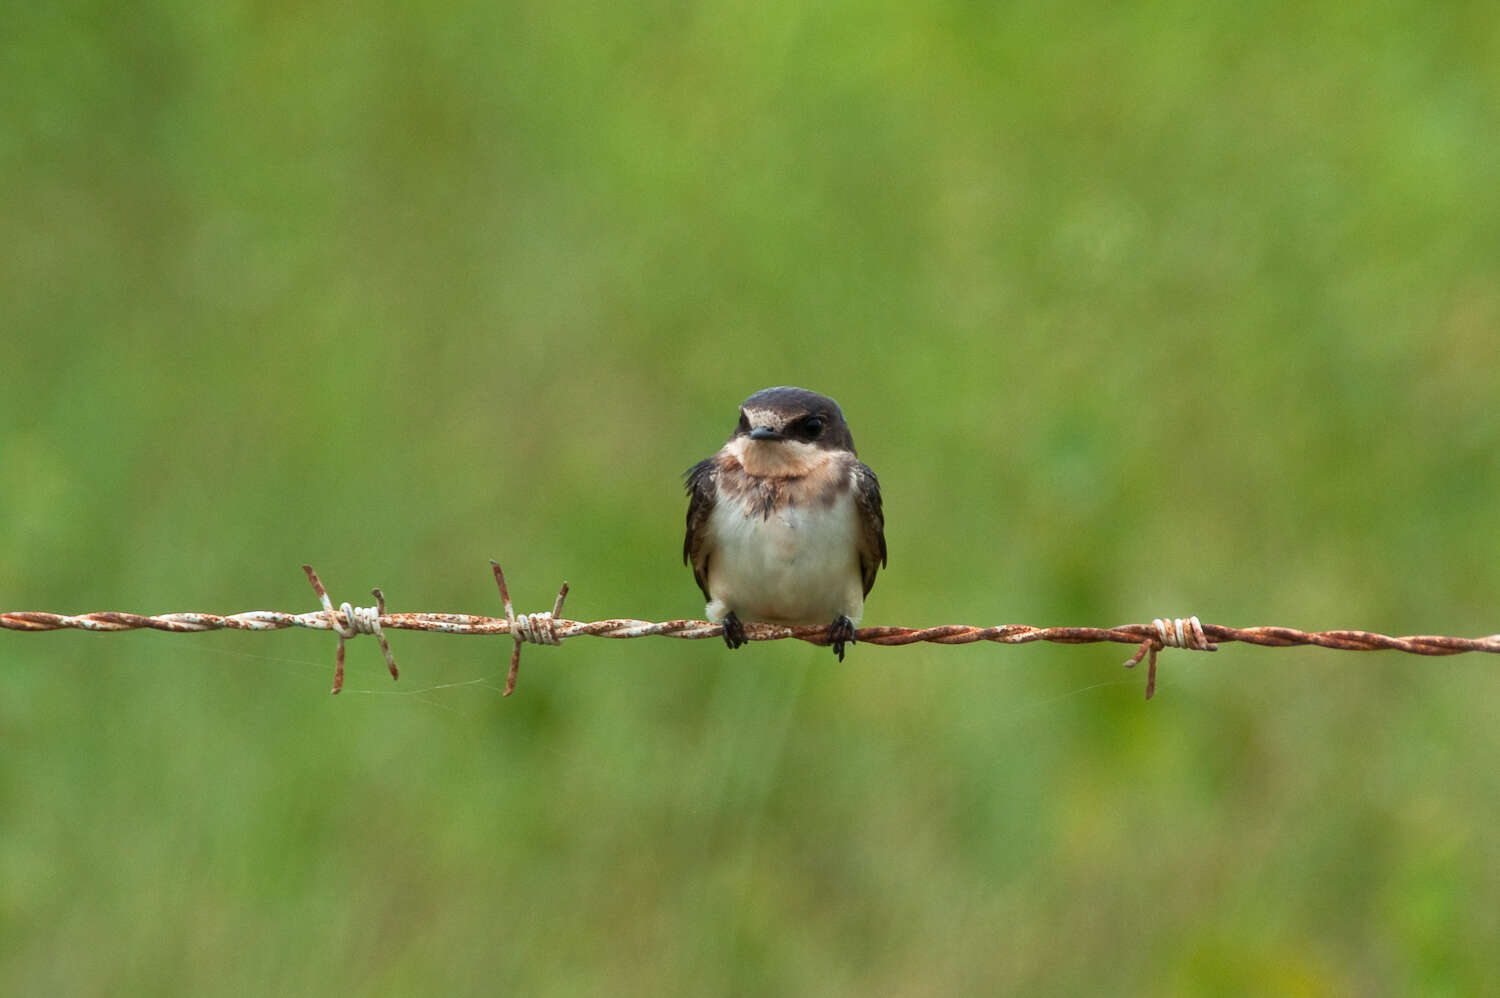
[683,386,886,660]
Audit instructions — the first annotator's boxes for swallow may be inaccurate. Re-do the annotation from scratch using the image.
[684,386,886,660]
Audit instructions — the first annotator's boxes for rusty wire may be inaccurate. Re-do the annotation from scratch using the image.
[4,563,1498,699]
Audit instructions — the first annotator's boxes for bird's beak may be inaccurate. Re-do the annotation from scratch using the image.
[749,426,784,442]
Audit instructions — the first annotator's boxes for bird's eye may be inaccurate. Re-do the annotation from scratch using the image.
[803,417,825,437]
[737,411,750,433]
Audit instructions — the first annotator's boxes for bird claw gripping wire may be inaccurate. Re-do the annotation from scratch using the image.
[490,560,569,696]
[1122,615,1217,699]
[302,565,399,694]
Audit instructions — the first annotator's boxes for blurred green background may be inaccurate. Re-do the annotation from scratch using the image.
[4,1,1499,994]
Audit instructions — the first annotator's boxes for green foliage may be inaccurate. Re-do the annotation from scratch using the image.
[3,1,1498,993]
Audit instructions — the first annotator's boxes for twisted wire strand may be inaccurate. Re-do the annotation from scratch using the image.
[8,609,1495,653]
[5,563,1497,699]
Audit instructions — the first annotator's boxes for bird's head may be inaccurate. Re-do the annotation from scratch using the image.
[726,386,855,477]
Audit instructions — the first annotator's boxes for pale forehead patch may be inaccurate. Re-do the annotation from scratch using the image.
[742,405,803,429]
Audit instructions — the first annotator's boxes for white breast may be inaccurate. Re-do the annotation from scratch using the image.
[703,491,866,627]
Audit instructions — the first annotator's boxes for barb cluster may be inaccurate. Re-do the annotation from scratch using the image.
[5,564,1498,699]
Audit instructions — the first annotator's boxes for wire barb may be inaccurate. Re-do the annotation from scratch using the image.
[491,560,569,697]
[302,566,398,694]
[5,565,1498,700]
[1120,616,1219,699]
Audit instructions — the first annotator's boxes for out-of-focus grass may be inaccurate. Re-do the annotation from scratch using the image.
[3,2,1498,994]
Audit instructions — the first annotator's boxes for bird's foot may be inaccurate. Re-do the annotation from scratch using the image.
[722,611,747,650]
[827,615,856,661]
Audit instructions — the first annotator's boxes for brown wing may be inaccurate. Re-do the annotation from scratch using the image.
[853,461,887,597]
[683,458,718,600]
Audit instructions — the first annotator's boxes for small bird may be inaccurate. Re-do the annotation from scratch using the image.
[684,386,886,660]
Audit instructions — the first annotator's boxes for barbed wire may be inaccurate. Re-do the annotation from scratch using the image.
[5,563,1498,699]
